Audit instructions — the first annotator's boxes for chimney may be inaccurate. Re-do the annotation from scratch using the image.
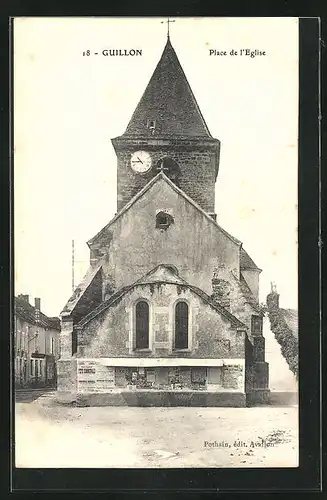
[18,294,29,303]
[34,297,41,324]
[266,283,279,311]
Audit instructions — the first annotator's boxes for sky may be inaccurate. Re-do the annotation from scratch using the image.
[14,17,299,316]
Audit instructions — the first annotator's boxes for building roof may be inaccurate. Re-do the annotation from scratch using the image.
[236,272,262,315]
[76,264,247,330]
[15,296,60,330]
[120,37,213,139]
[60,263,103,316]
[240,248,261,271]
[88,172,241,247]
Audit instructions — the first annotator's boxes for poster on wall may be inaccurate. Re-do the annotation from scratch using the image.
[12,15,320,493]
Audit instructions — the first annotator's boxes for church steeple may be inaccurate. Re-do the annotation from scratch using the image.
[112,36,220,215]
[123,38,212,138]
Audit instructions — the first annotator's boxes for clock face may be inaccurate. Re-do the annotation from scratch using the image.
[130,151,152,173]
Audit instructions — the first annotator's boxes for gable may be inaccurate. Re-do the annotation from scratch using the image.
[89,173,240,247]
[77,268,247,330]
[87,174,241,295]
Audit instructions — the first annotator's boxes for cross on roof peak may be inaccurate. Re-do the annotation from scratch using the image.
[157,161,169,173]
[161,17,175,39]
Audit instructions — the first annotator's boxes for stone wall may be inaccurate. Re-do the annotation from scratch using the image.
[75,363,244,393]
[115,143,217,213]
[57,358,77,393]
[75,391,246,407]
[90,177,240,296]
[79,283,245,360]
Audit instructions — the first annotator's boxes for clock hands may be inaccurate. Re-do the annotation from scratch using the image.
[132,157,143,164]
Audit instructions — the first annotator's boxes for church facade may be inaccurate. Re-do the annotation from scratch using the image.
[57,36,269,407]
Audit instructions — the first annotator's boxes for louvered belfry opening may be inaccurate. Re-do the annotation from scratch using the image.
[135,301,149,349]
[175,301,189,349]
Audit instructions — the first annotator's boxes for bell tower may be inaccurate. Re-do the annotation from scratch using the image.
[111,37,221,218]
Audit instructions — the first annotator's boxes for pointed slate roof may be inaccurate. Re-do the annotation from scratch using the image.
[240,248,262,272]
[122,38,212,138]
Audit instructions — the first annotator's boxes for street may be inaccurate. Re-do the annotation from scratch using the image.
[15,391,298,468]
[15,388,56,403]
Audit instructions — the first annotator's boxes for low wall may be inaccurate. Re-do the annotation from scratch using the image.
[269,391,298,406]
[74,390,246,407]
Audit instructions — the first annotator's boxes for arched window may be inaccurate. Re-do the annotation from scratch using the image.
[156,211,174,230]
[156,157,181,182]
[174,301,189,349]
[135,301,149,349]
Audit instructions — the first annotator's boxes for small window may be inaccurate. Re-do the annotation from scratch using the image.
[251,315,263,335]
[156,212,169,228]
[216,339,231,351]
[174,301,189,349]
[156,211,174,230]
[147,119,156,130]
[72,330,77,355]
[51,337,55,355]
[135,301,149,349]
[17,331,21,351]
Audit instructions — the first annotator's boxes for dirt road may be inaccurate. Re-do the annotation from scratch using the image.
[15,394,298,468]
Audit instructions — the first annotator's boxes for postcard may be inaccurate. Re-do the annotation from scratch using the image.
[14,17,299,469]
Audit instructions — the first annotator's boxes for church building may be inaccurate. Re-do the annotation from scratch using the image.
[57,34,269,407]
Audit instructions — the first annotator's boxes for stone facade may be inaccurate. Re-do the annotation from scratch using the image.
[57,36,269,406]
[88,177,240,297]
[77,282,245,359]
[113,138,219,213]
[14,295,60,388]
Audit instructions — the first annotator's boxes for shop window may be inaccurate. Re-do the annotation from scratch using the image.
[174,301,189,349]
[146,368,155,384]
[191,367,207,386]
[135,301,149,349]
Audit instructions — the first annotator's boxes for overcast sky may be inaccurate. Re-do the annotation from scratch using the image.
[14,17,299,316]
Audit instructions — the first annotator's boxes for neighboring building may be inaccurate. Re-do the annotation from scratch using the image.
[57,35,269,406]
[14,294,60,388]
[266,285,298,379]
